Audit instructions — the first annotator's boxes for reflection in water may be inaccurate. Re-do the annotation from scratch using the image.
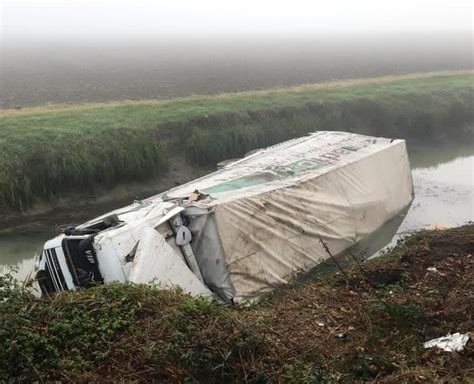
[1,144,473,280]
[0,234,47,279]
[403,148,473,232]
[407,143,474,170]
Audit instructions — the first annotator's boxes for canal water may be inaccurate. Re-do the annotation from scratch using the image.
[1,143,473,280]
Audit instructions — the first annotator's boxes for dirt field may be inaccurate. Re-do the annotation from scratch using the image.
[1,33,471,109]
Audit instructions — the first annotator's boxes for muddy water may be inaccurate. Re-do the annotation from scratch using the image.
[401,149,473,232]
[0,234,47,280]
[1,144,473,280]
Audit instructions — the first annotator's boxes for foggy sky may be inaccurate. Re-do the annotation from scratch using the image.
[2,0,472,41]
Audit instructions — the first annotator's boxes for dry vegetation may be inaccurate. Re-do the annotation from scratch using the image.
[1,226,473,383]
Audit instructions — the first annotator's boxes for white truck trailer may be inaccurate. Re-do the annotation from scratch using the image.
[33,131,414,303]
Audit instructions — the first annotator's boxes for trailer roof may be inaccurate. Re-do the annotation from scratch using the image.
[157,131,402,203]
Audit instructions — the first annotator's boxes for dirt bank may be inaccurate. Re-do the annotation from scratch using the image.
[1,225,472,382]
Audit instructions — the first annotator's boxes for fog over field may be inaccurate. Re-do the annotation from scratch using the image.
[1,0,472,108]
[1,32,472,108]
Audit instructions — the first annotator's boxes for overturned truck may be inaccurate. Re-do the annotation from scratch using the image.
[34,131,414,303]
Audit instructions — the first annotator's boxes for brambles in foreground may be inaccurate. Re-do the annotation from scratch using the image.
[1,225,473,383]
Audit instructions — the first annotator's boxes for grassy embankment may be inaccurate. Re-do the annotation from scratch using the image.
[0,72,472,212]
[1,226,473,382]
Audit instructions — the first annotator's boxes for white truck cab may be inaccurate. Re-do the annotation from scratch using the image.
[34,200,208,297]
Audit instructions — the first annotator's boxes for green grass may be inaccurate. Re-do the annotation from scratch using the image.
[0,73,473,211]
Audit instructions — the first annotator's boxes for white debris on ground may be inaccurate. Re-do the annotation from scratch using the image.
[423,332,470,352]
[425,224,451,230]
